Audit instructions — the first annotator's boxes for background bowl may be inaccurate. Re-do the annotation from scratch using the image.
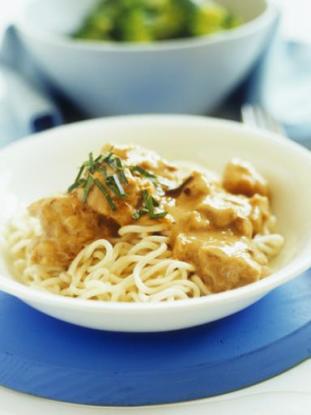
[16,0,278,116]
[1,115,311,332]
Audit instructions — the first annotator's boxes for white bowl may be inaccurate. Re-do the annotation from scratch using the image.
[1,115,311,332]
[15,0,278,116]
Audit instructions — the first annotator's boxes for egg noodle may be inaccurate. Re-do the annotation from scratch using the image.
[5,214,211,302]
[3,147,285,302]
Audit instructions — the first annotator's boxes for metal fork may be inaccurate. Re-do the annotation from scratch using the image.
[241,104,286,136]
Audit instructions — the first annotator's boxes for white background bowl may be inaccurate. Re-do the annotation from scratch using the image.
[15,0,278,116]
[1,115,311,332]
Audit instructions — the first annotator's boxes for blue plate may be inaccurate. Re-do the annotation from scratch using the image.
[0,272,310,406]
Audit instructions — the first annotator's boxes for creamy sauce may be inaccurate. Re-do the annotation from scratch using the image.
[27,145,283,293]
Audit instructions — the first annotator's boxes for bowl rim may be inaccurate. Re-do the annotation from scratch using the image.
[15,0,279,53]
[1,114,311,313]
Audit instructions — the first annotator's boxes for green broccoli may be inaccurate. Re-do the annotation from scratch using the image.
[74,0,119,41]
[119,9,154,42]
[72,0,241,43]
[188,0,229,36]
[150,1,188,40]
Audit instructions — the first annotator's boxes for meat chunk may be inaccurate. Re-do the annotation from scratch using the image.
[223,159,268,197]
[250,194,271,235]
[196,192,254,236]
[79,171,149,226]
[28,194,114,268]
[198,195,238,227]
[197,244,263,292]
[106,144,178,181]
[232,216,253,238]
[173,233,264,292]
[174,171,212,206]
[74,144,176,226]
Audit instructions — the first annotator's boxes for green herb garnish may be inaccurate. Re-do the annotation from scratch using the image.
[103,152,114,164]
[98,166,107,178]
[105,174,126,198]
[149,210,168,219]
[115,157,128,184]
[94,178,116,211]
[132,190,167,221]
[67,164,85,192]
[132,210,143,220]
[130,165,157,180]
[104,153,128,185]
[82,175,94,203]
[67,149,168,220]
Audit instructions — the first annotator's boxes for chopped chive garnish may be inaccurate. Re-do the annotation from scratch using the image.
[115,158,128,184]
[67,183,78,193]
[88,153,95,173]
[67,149,167,219]
[103,153,114,164]
[68,165,85,193]
[112,174,126,197]
[132,210,143,220]
[106,175,126,198]
[132,190,167,221]
[98,166,107,178]
[151,196,159,207]
[82,175,94,203]
[130,166,157,180]
[149,211,167,219]
[145,191,154,212]
[142,189,149,204]
[94,178,116,211]
[94,154,102,163]
[75,164,85,183]
[104,153,128,184]
[67,178,83,193]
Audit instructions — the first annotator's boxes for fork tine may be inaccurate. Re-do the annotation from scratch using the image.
[254,106,267,130]
[241,104,286,136]
[241,104,257,128]
[268,112,286,136]
[262,107,285,136]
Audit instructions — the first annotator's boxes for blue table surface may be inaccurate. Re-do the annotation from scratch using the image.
[0,270,310,406]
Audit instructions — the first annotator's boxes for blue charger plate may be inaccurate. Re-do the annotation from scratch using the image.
[0,271,310,406]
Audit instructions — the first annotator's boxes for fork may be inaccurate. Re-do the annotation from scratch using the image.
[241,104,286,136]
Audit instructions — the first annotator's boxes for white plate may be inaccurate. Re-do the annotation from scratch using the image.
[1,115,311,332]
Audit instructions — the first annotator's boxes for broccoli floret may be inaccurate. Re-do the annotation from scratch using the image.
[72,0,241,43]
[151,1,188,40]
[119,9,154,42]
[223,13,242,29]
[188,0,229,36]
[74,0,119,40]
[118,0,188,42]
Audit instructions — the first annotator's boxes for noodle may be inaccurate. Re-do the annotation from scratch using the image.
[3,147,284,301]
[5,214,209,302]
